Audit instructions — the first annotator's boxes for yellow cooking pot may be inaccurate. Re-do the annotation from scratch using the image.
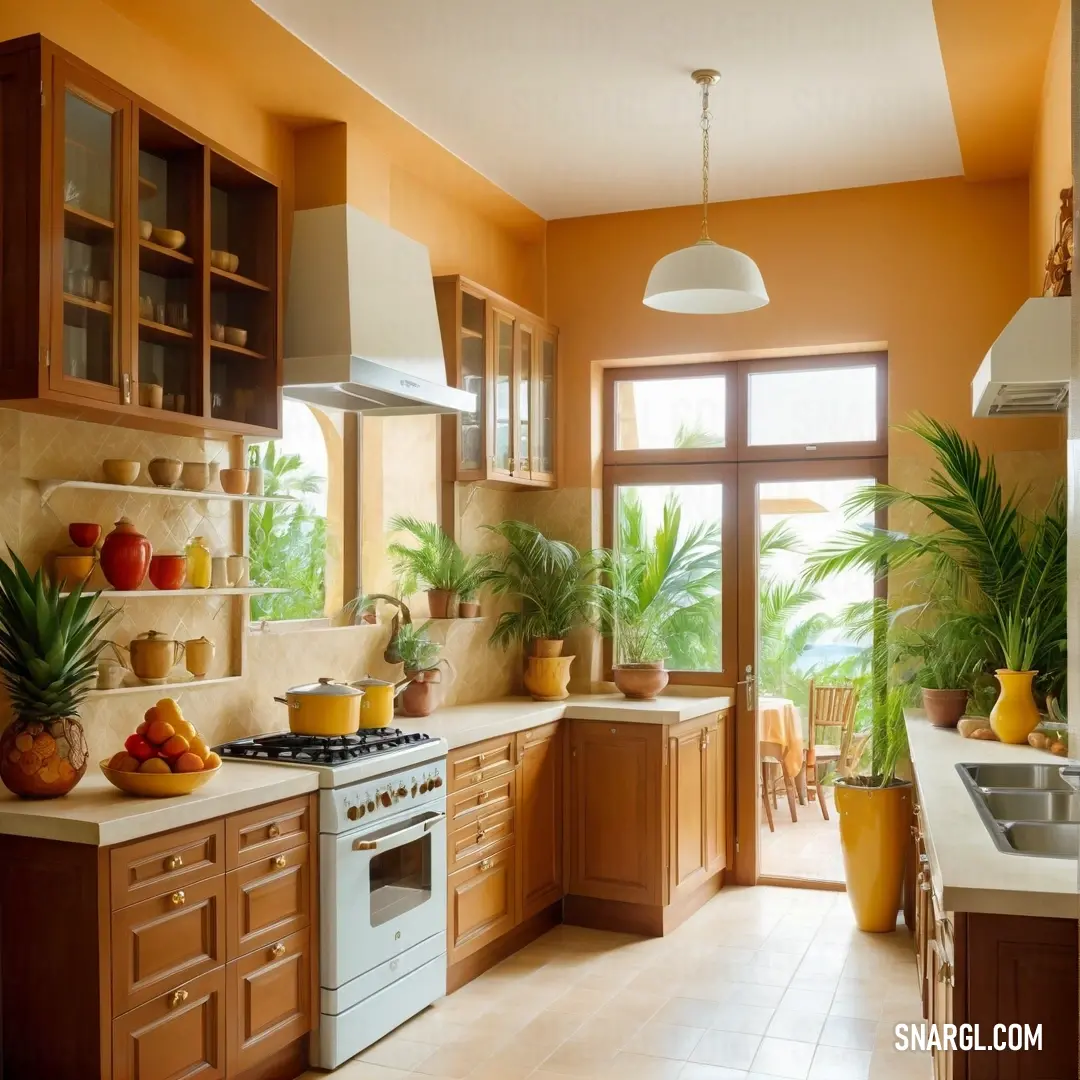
[274,678,364,736]
[351,675,411,728]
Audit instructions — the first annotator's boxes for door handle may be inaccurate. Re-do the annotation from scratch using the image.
[352,811,446,852]
[737,665,756,711]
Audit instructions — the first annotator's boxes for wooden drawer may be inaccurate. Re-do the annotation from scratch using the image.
[449,734,516,791]
[226,928,311,1075]
[226,796,311,870]
[448,770,516,831]
[516,720,560,755]
[112,874,226,1016]
[449,805,515,869]
[227,844,310,959]
[112,965,225,1080]
[447,844,517,965]
[111,820,225,910]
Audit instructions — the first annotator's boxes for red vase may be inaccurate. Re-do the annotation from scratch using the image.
[100,518,152,590]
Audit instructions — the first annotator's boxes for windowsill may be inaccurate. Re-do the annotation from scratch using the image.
[249,617,383,635]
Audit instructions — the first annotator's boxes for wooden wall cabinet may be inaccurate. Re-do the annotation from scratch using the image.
[434,275,557,490]
[0,795,318,1080]
[0,34,282,438]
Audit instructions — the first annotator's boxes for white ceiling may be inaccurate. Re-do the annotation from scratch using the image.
[254,0,964,220]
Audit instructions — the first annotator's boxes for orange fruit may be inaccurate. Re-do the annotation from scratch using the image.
[108,750,128,770]
[175,752,204,773]
[175,720,197,741]
[113,753,141,773]
[155,698,184,728]
[189,736,209,760]
[138,757,170,774]
[136,721,148,736]
[162,734,190,758]
[202,751,221,771]
[143,705,160,724]
[145,719,175,746]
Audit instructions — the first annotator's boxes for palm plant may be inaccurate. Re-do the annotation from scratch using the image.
[393,621,441,676]
[386,517,490,600]
[594,548,669,665]
[481,521,594,649]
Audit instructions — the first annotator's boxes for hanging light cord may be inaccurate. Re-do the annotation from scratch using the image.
[699,79,711,241]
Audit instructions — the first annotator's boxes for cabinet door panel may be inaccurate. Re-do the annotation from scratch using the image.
[705,718,725,875]
[447,845,516,964]
[490,308,514,477]
[226,844,310,959]
[513,321,534,479]
[531,330,556,483]
[670,728,706,896]
[518,723,563,920]
[112,966,225,1080]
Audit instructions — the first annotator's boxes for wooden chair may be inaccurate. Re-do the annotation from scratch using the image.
[804,680,860,820]
[760,739,798,832]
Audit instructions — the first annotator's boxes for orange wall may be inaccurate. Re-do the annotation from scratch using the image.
[547,177,1060,490]
[1028,0,1072,292]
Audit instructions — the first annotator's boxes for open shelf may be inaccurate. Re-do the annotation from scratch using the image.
[210,266,270,292]
[211,339,265,361]
[139,238,194,278]
[64,204,114,243]
[35,477,297,505]
[138,318,193,346]
[86,674,239,698]
[64,586,291,600]
[63,293,113,316]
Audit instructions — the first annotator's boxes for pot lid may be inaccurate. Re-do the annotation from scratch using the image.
[186,636,213,645]
[287,677,363,698]
[351,675,394,688]
[133,630,173,642]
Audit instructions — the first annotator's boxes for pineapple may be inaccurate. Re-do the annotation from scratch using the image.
[0,550,117,798]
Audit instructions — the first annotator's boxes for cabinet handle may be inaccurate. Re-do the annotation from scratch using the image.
[169,989,189,1008]
[268,823,280,838]
[477,790,490,803]
[165,854,183,871]
[920,879,931,893]
[476,829,486,842]
[170,890,186,906]
[271,941,286,959]
[479,858,492,871]
[122,373,131,404]
[508,456,516,471]
[273,854,287,869]
[938,959,953,986]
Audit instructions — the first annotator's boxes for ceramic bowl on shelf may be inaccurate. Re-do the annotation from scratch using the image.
[68,522,101,549]
[225,253,239,273]
[102,459,140,486]
[52,552,95,591]
[223,327,247,348]
[148,553,187,591]
[180,461,210,492]
[99,759,220,798]
[139,383,163,409]
[210,322,225,342]
[219,468,249,495]
[150,227,185,251]
[210,249,238,272]
[147,457,182,487]
[138,219,153,241]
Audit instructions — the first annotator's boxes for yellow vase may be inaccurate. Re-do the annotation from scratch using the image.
[523,655,574,701]
[835,779,912,932]
[989,669,1041,744]
[185,536,212,590]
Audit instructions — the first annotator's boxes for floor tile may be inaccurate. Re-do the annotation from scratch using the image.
[539,1037,621,1077]
[711,1004,775,1035]
[357,1037,435,1070]
[808,1045,872,1079]
[818,1016,878,1052]
[627,1021,706,1060]
[603,1051,687,1079]
[751,1036,816,1078]
[655,997,723,1029]
[778,989,832,1015]
[678,1064,752,1079]
[689,1029,762,1071]
[765,1010,827,1044]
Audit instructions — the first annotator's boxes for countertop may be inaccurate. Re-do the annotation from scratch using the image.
[0,761,318,847]
[905,711,1077,919]
[395,692,733,750]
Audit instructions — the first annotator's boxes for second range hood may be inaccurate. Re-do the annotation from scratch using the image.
[283,205,474,416]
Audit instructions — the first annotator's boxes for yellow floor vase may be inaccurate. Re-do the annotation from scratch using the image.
[989,669,1041,744]
[835,779,912,932]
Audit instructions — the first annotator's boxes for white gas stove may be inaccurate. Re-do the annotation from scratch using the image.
[216,728,448,1069]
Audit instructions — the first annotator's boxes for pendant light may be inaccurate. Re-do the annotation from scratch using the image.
[643,69,769,314]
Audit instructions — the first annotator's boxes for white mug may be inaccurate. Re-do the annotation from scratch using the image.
[227,554,249,586]
[97,659,125,690]
[211,556,230,590]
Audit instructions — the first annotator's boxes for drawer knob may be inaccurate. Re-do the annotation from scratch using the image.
[169,989,189,1008]
[171,890,186,906]
[479,858,492,871]
[273,854,287,869]
[165,854,183,871]
[271,941,286,959]
[477,790,489,803]
[476,829,486,842]
[268,823,281,838]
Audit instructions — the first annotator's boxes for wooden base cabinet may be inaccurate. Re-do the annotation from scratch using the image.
[0,795,317,1080]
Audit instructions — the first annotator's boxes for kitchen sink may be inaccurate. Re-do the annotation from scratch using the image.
[956,763,1080,859]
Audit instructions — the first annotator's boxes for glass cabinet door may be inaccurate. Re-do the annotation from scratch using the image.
[514,323,534,479]
[532,331,556,481]
[52,61,131,404]
[458,290,486,475]
[491,309,514,476]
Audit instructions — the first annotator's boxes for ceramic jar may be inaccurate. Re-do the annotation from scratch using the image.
[0,716,89,798]
[184,636,215,679]
[100,518,152,590]
[185,536,212,589]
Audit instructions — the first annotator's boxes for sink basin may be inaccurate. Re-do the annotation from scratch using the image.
[982,790,1080,822]
[961,763,1072,791]
[1002,822,1080,857]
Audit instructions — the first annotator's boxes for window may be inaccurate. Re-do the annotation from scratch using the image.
[613,374,728,450]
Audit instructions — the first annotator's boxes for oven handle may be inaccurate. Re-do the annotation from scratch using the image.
[352,810,446,852]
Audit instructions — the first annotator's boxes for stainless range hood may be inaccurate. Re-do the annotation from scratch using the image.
[283,205,475,416]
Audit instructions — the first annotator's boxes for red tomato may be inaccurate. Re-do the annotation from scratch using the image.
[124,733,155,761]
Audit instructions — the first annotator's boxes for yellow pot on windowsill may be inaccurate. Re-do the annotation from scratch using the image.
[989,669,1041,744]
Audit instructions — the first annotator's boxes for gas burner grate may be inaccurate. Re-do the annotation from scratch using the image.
[215,728,431,765]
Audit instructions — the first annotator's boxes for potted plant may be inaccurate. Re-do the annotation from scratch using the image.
[393,621,444,717]
[453,556,490,619]
[387,516,489,619]
[986,599,1043,744]
[481,521,593,700]
[905,621,984,728]
[0,551,117,798]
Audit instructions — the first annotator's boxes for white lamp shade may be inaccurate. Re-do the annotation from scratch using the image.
[643,239,769,314]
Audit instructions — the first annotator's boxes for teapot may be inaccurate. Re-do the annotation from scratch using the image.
[109,631,186,683]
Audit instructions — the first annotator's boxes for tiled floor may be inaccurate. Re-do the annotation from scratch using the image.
[306,886,931,1080]
[760,787,845,884]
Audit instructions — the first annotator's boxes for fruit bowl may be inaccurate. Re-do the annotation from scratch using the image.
[100,758,220,798]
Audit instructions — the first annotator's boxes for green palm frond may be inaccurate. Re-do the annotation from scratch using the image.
[386,517,491,599]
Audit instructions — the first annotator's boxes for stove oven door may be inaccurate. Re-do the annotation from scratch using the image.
[322,806,447,990]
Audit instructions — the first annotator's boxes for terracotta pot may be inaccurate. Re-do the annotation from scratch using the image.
[0,716,88,798]
[220,468,249,495]
[426,589,454,619]
[921,687,968,728]
[523,655,574,701]
[458,600,480,618]
[613,662,669,701]
[835,778,912,932]
[148,553,187,590]
[532,638,565,658]
[400,668,442,717]
[989,669,1041,744]
[147,457,182,487]
[100,518,152,590]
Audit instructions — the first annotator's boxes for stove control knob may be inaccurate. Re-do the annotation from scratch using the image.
[367,799,375,812]
[380,791,392,808]
[432,775,443,789]
[396,785,407,798]
[347,806,360,821]
[419,782,428,793]
[411,783,418,797]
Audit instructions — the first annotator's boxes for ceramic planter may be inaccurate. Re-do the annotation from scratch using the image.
[921,687,968,728]
[523,655,574,701]
[458,600,480,618]
[148,553,187,590]
[0,716,88,798]
[400,668,442,717]
[426,589,454,619]
[532,638,565,658]
[835,777,912,932]
[99,518,152,590]
[613,662,669,701]
[989,669,1041,744]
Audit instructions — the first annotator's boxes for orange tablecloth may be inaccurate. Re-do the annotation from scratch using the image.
[758,696,805,777]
